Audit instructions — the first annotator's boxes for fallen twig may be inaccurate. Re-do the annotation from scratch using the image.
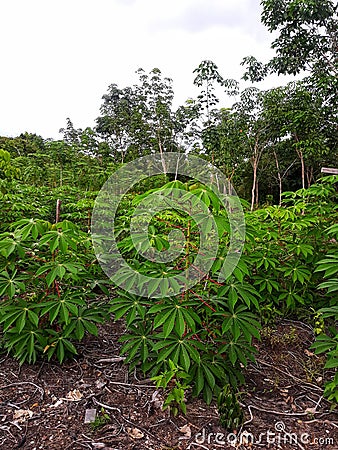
[243,403,327,417]
[0,382,44,400]
[97,357,126,363]
[255,358,323,392]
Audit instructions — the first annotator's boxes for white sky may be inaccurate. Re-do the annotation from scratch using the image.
[0,0,293,140]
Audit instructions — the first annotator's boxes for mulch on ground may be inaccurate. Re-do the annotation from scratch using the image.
[0,320,337,450]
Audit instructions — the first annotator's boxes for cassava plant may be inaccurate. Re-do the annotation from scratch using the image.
[110,179,261,405]
[0,218,110,364]
[311,222,338,406]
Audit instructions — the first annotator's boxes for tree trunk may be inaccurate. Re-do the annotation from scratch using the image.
[299,149,305,190]
[273,150,283,206]
[56,199,62,224]
[157,129,167,175]
[306,166,313,188]
[250,137,262,211]
[293,134,305,190]
[251,158,258,211]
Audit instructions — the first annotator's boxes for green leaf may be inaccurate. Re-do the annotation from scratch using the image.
[153,309,173,330]
[203,365,215,390]
[163,310,177,338]
[27,310,39,327]
[324,358,338,369]
[179,344,191,371]
[175,308,185,337]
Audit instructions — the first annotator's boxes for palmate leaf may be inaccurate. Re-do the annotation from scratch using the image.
[278,290,305,309]
[119,323,154,364]
[4,326,47,365]
[39,294,85,325]
[0,270,26,298]
[218,338,257,367]
[253,275,280,293]
[153,333,201,371]
[150,300,200,337]
[318,279,338,293]
[0,300,40,331]
[280,263,311,284]
[218,304,261,343]
[36,261,83,287]
[249,252,279,270]
[190,355,233,404]
[39,229,78,253]
[12,218,49,241]
[288,242,314,258]
[45,330,78,363]
[315,255,338,278]
[311,333,337,354]
[109,291,148,324]
[65,316,99,340]
[217,279,260,310]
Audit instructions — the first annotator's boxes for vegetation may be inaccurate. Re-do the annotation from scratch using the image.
[0,0,337,426]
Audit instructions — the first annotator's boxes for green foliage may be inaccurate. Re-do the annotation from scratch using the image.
[151,359,191,416]
[107,177,338,409]
[111,180,261,405]
[0,32,336,420]
[89,408,111,430]
[242,0,337,79]
[0,149,20,182]
[0,218,110,364]
[96,68,185,162]
[241,0,338,176]
[311,221,338,406]
[241,177,338,319]
[217,384,244,430]
[323,373,338,406]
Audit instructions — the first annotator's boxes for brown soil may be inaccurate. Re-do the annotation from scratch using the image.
[0,320,337,450]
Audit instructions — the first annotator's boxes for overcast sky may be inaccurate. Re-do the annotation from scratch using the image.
[0,0,293,140]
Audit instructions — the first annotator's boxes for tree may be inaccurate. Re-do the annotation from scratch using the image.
[193,60,239,163]
[241,0,338,155]
[242,0,337,79]
[96,83,142,162]
[96,68,183,169]
[59,118,82,146]
[0,133,45,158]
[262,82,331,191]
[231,87,271,210]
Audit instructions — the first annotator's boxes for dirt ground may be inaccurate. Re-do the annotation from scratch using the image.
[0,319,337,450]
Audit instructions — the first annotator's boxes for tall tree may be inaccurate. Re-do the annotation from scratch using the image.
[262,82,331,190]
[96,68,182,169]
[231,87,271,210]
[241,0,337,154]
[242,0,337,80]
[193,60,238,163]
